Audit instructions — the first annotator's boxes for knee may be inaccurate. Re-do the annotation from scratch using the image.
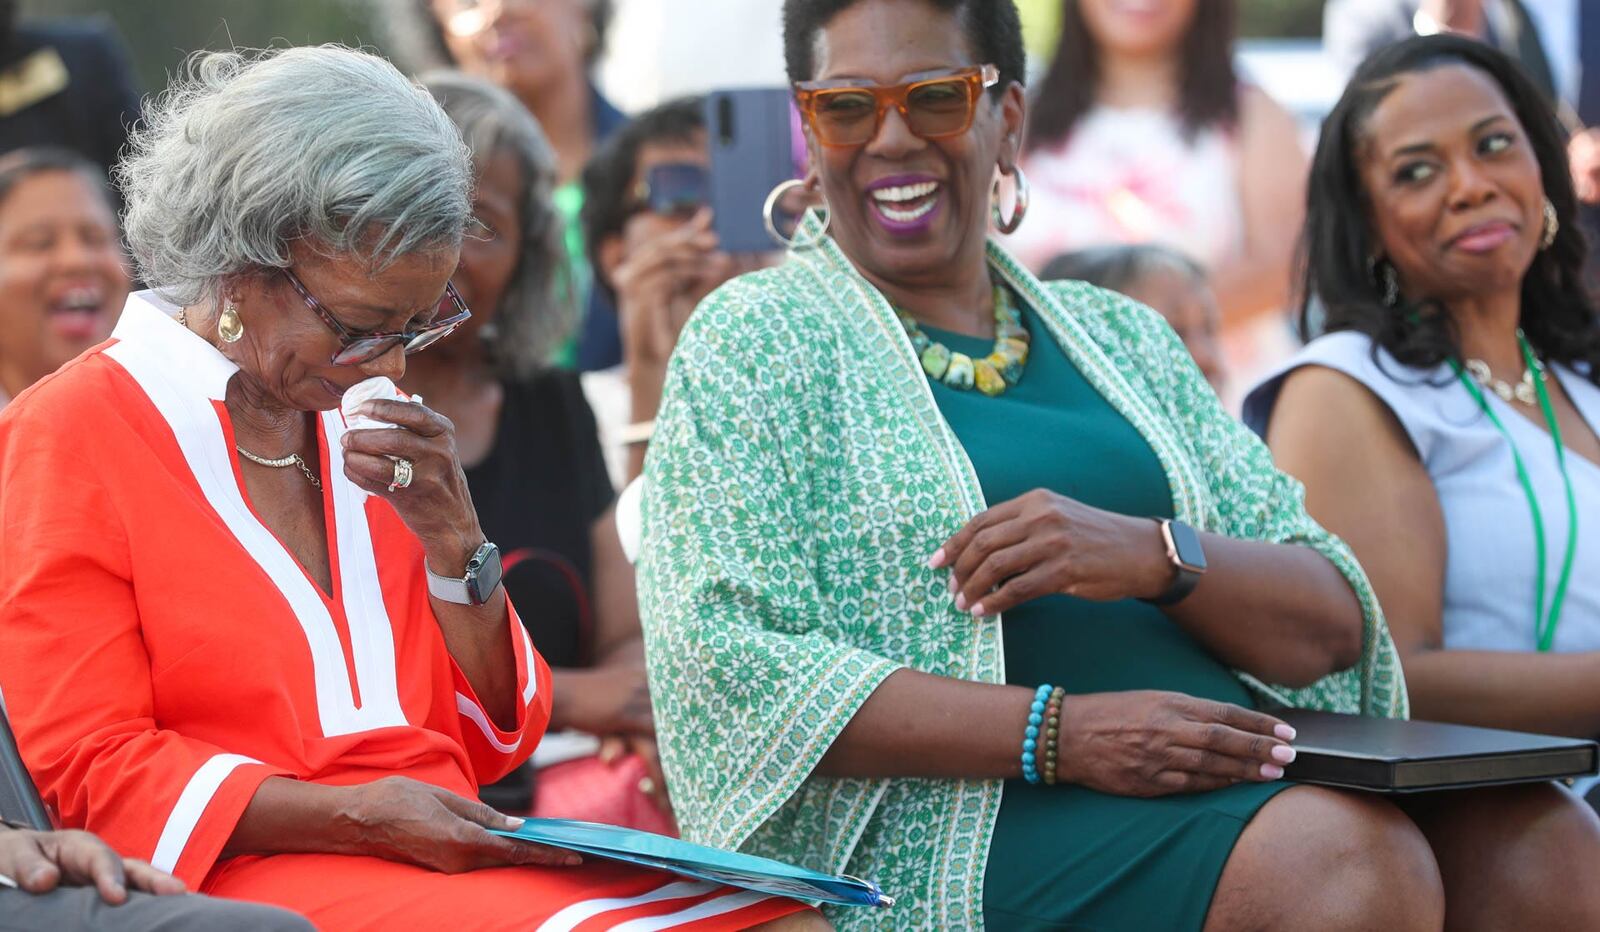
[1267,788,1445,931]
[1327,795,1444,929]
[1485,785,1600,921]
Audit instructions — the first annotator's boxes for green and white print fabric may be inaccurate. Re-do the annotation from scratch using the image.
[637,228,1407,930]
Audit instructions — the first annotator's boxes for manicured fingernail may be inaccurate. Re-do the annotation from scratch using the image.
[1271,744,1297,764]
[954,593,968,611]
[1260,763,1285,780]
[970,602,986,617]
[947,576,959,595]
[1274,724,1297,741]
[505,816,525,829]
[927,548,947,568]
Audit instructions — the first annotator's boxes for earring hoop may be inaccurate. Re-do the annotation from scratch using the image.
[991,166,1029,235]
[1541,197,1559,250]
[763,179,830,250]
[218,299,245,343]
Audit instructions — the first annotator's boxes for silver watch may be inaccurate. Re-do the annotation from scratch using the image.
[426,541,504,606]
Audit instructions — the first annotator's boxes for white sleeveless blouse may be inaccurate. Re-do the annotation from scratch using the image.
[1244,331,1600,656]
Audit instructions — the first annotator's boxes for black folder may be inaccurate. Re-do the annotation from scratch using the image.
[1278,710,1599,793]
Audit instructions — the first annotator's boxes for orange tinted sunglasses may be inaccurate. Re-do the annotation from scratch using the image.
[794,64,1000,148]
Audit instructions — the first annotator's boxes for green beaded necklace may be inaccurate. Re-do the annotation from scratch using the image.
[897,284,1031,397]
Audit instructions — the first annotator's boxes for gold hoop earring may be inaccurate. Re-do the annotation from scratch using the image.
[218,300,245,343]
[991,166,1029,235]
[1541,197,1559,250]
[763,179,830,250]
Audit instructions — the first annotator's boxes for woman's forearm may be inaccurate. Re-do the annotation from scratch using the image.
[1402,649,1600,738]
[429,579,518,728]
[813,669,1033,780]
[219,777,358,860]
[1165,533,1364,688]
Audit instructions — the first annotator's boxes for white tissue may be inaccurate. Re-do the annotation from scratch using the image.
[340,376,417,431]
[340,377,423,498]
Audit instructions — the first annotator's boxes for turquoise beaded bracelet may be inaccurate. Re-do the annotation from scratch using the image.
[1021,684,1053,783]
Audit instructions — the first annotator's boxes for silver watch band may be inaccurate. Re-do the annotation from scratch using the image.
[426,564,473,605]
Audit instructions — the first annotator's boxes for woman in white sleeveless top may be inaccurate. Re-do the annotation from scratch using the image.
[1247,37,1600,814]
[1007,0,1306,394]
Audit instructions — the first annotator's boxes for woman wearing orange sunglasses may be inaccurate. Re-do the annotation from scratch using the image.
[636,1,1600,929]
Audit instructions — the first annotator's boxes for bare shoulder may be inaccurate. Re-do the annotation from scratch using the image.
[1270,364,1420,467]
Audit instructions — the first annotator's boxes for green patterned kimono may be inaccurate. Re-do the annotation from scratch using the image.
[637,230,1407,929]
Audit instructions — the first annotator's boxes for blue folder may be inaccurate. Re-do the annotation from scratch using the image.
[491,818,893,908]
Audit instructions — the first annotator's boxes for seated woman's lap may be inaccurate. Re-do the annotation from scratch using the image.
[203,854,801,931]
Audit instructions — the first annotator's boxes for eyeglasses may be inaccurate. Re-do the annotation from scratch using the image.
[281,268,472,366]
[625,163,710,219]
[793,64,1000,148]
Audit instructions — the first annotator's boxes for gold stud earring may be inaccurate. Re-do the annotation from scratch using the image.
[217,300,245,343]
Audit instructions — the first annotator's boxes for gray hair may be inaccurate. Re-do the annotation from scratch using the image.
[118,45,473,306]
[421,70,576,378]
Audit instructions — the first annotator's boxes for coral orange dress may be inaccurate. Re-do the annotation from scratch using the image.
[0,291,807,930]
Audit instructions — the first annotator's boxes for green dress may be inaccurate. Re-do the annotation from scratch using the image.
[922,306,1288,931]
[638,227,1405,930]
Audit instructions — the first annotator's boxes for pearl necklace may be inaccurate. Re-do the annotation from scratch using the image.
[897,284,1031,397]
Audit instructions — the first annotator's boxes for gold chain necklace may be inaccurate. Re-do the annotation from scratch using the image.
[236,445,323,490]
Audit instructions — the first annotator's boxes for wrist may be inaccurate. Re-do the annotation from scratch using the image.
[300,781,370,857]
[423,529,484,579]
[626,365,667,423]
[1130,517,1177,601]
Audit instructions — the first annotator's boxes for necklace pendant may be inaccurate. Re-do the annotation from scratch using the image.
[921,343,952,380]
[974,359,1006,397]
[944,352,975,390]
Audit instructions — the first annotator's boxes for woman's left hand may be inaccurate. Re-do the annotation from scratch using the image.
[341,398,484,572]
[930,489,1171,617]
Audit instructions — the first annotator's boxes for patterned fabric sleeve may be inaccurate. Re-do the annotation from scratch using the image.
[1055,283,1408,718]
[638,278,903,851]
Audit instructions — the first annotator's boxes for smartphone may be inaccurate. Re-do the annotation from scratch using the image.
[704,87,803,254]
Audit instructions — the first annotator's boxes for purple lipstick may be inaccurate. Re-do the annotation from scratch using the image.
[865,174,943,237]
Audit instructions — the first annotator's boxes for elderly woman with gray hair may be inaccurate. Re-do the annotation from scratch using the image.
[0,45,814,930]
[406,72,670,833]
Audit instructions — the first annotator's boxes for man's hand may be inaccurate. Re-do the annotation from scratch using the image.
[0,826,187,904]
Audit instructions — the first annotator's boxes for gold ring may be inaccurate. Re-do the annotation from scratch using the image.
[388,457,414,492]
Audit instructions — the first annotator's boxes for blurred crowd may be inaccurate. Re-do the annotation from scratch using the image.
[3,1,1600,930]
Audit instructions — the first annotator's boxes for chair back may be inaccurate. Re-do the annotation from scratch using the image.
[0,705,50,829]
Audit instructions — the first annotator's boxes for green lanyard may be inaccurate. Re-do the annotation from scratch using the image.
[1449,332,1580,652]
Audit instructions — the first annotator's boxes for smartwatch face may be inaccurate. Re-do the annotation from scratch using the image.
[1168,520,1207,573]
[468,544,504,605]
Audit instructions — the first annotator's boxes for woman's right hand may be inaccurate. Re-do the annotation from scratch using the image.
[336,776,579,873]
[1055,691,1298,796]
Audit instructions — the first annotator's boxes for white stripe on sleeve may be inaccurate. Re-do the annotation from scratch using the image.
[150,753,259,874]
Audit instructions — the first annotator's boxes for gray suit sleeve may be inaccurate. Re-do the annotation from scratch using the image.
[0,888,315,932]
